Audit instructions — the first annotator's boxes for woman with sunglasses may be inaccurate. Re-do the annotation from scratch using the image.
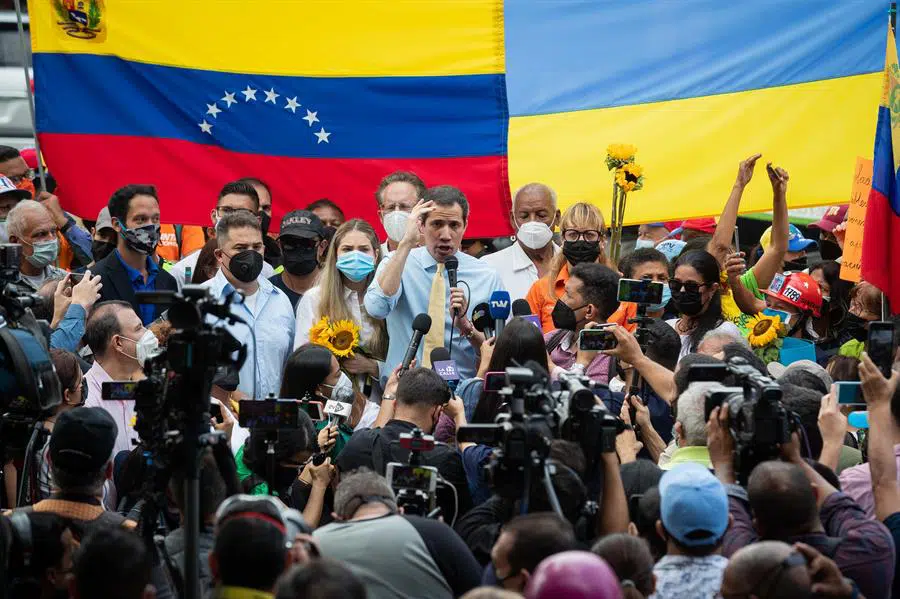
[667,250,740,361]
[293,219,388,429]
[36,349,87,500]
[526,202,611,333]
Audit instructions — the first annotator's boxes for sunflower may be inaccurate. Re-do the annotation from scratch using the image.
[605,143,637,170]
[615,163,644,192]
[326,319,360,358]
[308,316,332,346]
[747,313,780,348]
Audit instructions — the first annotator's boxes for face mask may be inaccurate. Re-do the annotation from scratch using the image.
[225,249,264,283]
[820,239,842,261]
[551,299,586,331]
[647,284,672,312]
[516,220,554,250]
[784,257,808,272]
[282,247,319,276]
[383,210,410,243]
[92,239,116,262]
[25,238,59,268]
[16,178,35,199]
[118,328,159,366]
[634,238,656,250]
[260,211,271,236]
[562,240,601,266]
[120,223,160,255]
[336,250,375,282]
[763,307,793,326]
[843,313,870,342]
[672,288,705,317]
[323,371,355,403]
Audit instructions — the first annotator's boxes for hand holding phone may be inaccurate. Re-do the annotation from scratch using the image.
[867,322,896,379]
[578,326,617,351]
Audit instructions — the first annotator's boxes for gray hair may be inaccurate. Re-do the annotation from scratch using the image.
[216,210,261,246]
[513,182,558,211]
[698,329,749,355]
[676,382,728,446]
[333,468,397,519]
[7,199,48,239]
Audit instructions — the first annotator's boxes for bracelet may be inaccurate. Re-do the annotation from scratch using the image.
[382,393,396,402]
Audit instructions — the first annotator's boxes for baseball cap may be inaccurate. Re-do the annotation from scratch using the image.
[645,220,681,231]
[215,494,311,541]
[620,459,663,499]
[655,239,687,263]
[659,462,728,547]
[49,407,117,473]
[95,206,114,232]
[525,551,622,599]
[0,176,31,201]
[759,224,817,252]
[809,205,848,234]
[680,218,717,235]
[767,359,833,390]
[279,210,326,239]
[19,148,39,170]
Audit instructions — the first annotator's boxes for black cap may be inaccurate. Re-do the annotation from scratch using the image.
[49,407,118,473]
[279,210,326,239]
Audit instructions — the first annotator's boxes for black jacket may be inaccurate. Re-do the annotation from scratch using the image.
[92,251,178,321]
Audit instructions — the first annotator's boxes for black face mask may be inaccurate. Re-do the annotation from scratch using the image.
[551,299,586,331]
[282,248,319,276]
[92,239,116,262]
[819,239,842,261]
[673,289,705,317]
[784,257,808,272]
[260,211,271,236]
[843,312,870,342]
[226,249,264,283]
[562,240,601,266]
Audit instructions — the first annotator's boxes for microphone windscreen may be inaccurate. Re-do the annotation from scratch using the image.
[512,298,532,316]
[412,313,433,334]
[472,303,492,332]
[430,347,452,365]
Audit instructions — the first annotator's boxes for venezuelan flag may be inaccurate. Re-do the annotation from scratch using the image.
[862,20,900,312]
[32,1,887,235]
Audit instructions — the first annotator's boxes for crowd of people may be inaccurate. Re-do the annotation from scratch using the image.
[0,144,898,599]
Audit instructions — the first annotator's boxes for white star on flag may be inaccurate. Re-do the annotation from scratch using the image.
[206,103,221,118]
[284,97,300,113]
[315,127,331,144]
[221,92,237,108]
[303,110,319,127]
[242,86,258,102]
[264,88,280,104]
[198,120,213,134]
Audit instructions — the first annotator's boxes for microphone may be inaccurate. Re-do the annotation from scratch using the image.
[489,290,511,339]
[471,302,493,338]
[430,347,460,394]
[512,298,542,329]
[323,399,353,428]
[444,256,459,316]
[400,313,432,375]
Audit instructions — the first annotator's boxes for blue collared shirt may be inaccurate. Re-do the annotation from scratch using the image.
[364,247,504,383]
[115,249,159,325]
[201,270,296,399]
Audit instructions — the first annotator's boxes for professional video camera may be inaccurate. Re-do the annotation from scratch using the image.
[102,285,246,599]
[385,428,441,517]
[558,371,623,478]
[0,243,60,507]
[688,356,794,484]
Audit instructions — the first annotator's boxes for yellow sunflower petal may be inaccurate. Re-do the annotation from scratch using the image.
[746,314,780,348]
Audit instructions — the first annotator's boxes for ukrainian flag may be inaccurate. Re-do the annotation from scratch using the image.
[31,1,887,236]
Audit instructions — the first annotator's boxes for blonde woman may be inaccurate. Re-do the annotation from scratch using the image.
[525,202,611,332]
[294,219,388,429]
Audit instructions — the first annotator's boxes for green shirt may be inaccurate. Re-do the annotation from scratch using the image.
[661,446,712,470]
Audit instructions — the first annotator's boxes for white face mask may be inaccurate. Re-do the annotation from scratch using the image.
[634,238,656,250]
[382,210,411,243]
[118,328,160,366]
[325,371,355,403]
[515,219,554,250]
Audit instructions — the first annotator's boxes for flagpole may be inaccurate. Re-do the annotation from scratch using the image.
[13,0,46,191]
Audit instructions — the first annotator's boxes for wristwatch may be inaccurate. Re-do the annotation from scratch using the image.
[382,393,396,402]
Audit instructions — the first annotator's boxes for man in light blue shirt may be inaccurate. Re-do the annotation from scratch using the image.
[365,185,504,382]
[200,211,295,398]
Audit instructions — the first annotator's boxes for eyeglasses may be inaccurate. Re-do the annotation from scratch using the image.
[215,206,256,218]
[669,279,709,294]
[562,229,604,243]
[280,237,319,251]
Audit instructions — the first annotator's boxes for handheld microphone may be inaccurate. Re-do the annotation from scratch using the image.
[444,256,459,316]
[471,302,493,338]
[489,290,511,339]
[430,347,460,394]
[401,313,432,375]
[512,298,542,329]
[324,399,353,428]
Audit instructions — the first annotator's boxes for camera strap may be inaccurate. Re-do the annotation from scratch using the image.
[545,329,569,354]
[371,430,388,474]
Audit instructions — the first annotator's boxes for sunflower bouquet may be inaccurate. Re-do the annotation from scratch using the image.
[745,313,788,364]
[309,316,360,358]
[605,144,645,264]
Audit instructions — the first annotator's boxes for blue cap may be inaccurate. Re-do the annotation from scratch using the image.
[655,239,687,263]
[659,463,728,547]
[760,224,818,253]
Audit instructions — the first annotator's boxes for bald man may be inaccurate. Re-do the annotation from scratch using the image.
[481,182,561,300]
[7,199,67,290]
[721,541,810,598]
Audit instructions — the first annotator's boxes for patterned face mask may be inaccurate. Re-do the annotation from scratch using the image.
[120,223,161,255]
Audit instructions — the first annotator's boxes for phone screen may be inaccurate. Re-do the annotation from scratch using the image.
[299,400,324,421]
[578,327,617,351]
[836,382,864,406]
[387,464,436,491]
[868,322,895,379]
[617,279,664,305]
[238,399,301,429]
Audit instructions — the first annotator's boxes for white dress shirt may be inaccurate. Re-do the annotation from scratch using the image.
[480,241,560,302]
[84,360,139,459]
[201,270,296,398]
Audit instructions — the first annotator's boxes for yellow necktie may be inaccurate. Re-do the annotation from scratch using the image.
[422,263,445,368]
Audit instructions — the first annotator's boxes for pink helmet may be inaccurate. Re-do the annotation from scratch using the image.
[525,551,623,599]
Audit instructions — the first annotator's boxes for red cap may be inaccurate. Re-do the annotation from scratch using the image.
[808,205,848,233]
[19,148,38,170]
[680,218,717,235]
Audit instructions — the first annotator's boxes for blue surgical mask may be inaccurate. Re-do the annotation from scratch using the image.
[763,307,792,326]
[634,238,656,250]
[335,250,375,282]
[647,283,671,313]
[25,238,59,268]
